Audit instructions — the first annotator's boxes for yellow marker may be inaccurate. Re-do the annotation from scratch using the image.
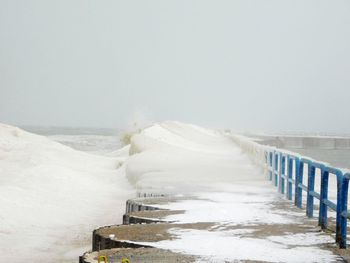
[98,255,108,263]
[121,258,130,263]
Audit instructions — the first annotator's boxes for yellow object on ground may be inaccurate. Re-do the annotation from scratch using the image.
[98,255,108,263]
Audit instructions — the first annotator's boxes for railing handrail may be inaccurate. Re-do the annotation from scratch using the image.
[230,134,349,249]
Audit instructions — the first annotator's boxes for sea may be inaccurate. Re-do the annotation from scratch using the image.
[21,126,123,155]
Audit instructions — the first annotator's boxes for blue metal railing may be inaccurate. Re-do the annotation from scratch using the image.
[265,149,349,248]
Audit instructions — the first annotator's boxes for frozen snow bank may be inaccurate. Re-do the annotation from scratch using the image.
[126,121,264,194]
[0,123,134,263]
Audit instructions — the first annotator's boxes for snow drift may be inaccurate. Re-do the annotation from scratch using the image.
[0,123,134,262]
[0,121,265,262]
[1,121,338,262]
[126,121,263,194]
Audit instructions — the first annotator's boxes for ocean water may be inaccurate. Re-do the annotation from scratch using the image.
[254,135,350,170]
[21,126,123,155]
[286,148,350,170]
[22,127,350,169]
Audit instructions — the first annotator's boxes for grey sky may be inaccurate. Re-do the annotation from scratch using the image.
[1,0,349,133]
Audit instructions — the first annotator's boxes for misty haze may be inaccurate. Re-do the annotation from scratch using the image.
[1,1,350,263]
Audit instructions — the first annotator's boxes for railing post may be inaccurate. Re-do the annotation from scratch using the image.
[280,155,286,194]
[274,152,279,187]
[295,158,302,208]
[278,153,283,193]
[269,152,273,181]
[265,151,268,177]
[287,156,293,200]
[272,152,275,184]
[319,169,328,229]
[340,175,349,249]
[306,163,315,218]
[336,171,344,244]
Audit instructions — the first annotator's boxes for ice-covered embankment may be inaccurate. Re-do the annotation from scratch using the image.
[0,124,134,262]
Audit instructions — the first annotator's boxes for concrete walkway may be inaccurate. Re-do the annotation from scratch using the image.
[81,182,349,263]
[79,123,350,262]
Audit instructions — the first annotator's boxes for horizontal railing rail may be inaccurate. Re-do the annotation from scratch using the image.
[231,134,349,249]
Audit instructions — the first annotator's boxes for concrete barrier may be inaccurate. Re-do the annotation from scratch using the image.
[79,198,163,263]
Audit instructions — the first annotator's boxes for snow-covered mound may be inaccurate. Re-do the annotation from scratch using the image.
[126,121,262,194]
[0,121,338,262]
[0,124,134,263]
[0,121,275,262]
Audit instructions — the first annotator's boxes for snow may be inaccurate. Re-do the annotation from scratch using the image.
[0,121,341,262]
[125,121,339,262]
[0,123,134,262]
[141,187,338,262]
[126,121,263,194]
[155,190,295,225]
[145,228,335,263]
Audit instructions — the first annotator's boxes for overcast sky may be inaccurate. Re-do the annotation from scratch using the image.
[0,0,349,133]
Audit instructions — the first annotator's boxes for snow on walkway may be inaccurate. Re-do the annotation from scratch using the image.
[125,121,340,262]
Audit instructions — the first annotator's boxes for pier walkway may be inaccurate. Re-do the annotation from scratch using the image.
[80,122,350,263]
